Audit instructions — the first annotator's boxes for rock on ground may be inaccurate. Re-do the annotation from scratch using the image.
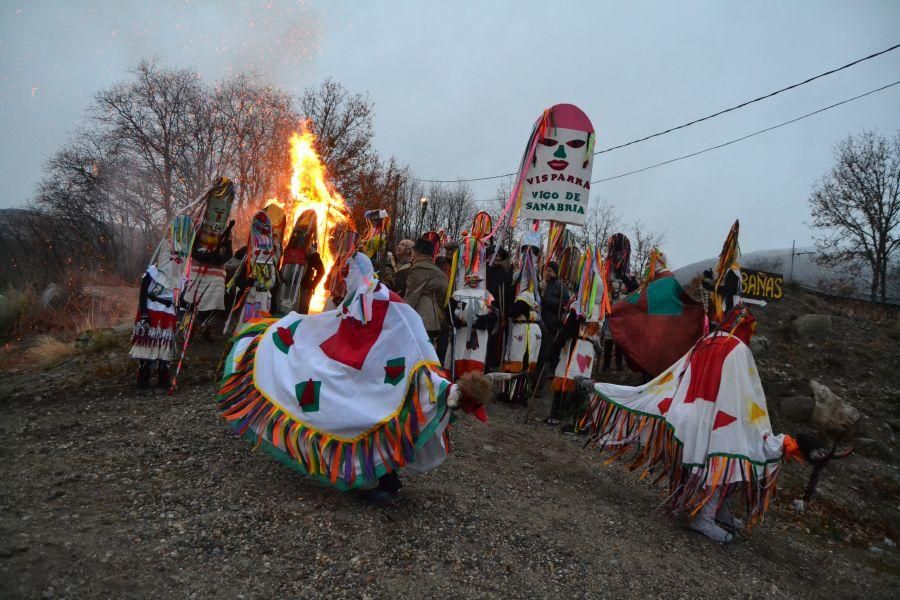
[779,396,815,422]
[810,379,860,439]
[792,314,832,339]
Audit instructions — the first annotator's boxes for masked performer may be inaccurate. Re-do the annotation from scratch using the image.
[236,210,277,325]
[185,177,235,326]
[218,252,490,499]
[276,209,323,315]
[131,216,195,389]
[580,306,805,543]
[446,212,497,380]
[548,246,610,429]
[603,233,636,371]
[499,231,543,404]
[362,209,391,277]
[264,203,286,305]
[702,219,742,324]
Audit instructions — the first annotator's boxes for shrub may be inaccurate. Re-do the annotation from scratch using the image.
[0,288,39,336]
[25,335,76,369]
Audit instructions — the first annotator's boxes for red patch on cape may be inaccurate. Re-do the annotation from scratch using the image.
[299,378,317,407]
[384,365,404,379]
[319,299,390,370]
[683,336,740,403]
[657,397,673,415]
[712,410,737,430]
[276,326,295,348]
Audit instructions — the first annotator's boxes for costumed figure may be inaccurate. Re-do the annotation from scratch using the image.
[606,249,704,377]
[236,210,277,324]
[602,233,637,371]
[547,246,610,429]
[324,228,361,308]
[702,219,742,325]
[276,209,323,315]
[362,209,391,277]
[557,245,582,289]
[185,177,235,324]
[579,306,807,543]
[545,222,570,266]
[218,252,491,498]
[130,215,195,389]
[499,230,543,403]
[265,202,287,266]
[445,212,497,380]
[484,244,513,371]
[264,203,287,309]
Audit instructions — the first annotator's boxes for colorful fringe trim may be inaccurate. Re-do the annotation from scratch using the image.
[579,392,782,526]
[217,326,450,491]
[129,309,177,361]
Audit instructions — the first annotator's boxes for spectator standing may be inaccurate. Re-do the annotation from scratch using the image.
[404,237,449,345]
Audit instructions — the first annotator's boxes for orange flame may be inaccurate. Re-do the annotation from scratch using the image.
[266,127,351,313]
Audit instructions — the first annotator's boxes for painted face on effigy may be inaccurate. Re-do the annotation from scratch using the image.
[536,130,590,172]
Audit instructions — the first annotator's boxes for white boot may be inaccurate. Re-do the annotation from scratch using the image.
[716,501,745,530]
[689,498,734,543]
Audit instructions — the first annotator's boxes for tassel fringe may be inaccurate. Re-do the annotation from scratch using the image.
[217,331,449,491]
[579,392,782,526]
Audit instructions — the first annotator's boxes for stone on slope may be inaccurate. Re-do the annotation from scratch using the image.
[810,379,860,439]
[792,314,832,339]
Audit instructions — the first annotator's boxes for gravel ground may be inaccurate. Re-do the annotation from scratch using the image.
[1,360,898,599]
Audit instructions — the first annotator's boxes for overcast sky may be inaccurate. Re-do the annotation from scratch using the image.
[2,0,899,266]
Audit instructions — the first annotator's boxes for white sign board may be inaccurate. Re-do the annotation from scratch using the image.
[518,104,595,225]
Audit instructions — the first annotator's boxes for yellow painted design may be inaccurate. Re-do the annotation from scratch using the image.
[652,371,674,387]
[749,402,766,422]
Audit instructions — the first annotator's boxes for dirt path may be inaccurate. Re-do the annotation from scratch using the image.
[1,364,897,599]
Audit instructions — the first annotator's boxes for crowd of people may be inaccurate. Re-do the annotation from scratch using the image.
[130,179,830,545]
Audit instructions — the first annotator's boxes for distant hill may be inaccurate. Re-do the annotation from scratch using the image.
[674,246,900,304]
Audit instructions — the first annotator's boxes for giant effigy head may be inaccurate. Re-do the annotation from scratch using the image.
[519,104,595,225]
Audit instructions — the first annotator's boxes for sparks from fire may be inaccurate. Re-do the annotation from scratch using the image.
[266,126,352,313]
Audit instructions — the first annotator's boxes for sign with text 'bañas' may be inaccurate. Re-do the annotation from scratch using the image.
[741,268,783,301]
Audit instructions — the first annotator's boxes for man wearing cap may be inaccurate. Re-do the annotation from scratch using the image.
[404,237,449,345]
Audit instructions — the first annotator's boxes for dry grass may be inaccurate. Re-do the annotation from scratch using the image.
[25,335,76,370]
[1,276,136,342]
[0,288,38,335]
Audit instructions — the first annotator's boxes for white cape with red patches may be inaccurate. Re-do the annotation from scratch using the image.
[590,332,784,473]
[226,285,447,440]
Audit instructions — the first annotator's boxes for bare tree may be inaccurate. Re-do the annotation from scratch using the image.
[629,220,666,276]
[580,198,620,250]
[214,75,299,207]
[92,59,205,223]
[809,130,900,302]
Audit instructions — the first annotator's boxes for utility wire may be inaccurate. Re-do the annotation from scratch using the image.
[465,79,900,198]
[590,79,900,184]
[411,42,900,183]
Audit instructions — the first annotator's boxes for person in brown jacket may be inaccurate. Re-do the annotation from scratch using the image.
[390,239,415,296]
[404,237,449,344]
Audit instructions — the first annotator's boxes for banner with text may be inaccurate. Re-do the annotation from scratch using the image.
[741,268,783,301]
[518,104,595,226]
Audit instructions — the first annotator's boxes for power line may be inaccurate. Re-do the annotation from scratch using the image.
[590,80,900,184]
[593,42,900,156]
[465,79,900,198]
[411,42,900,184]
